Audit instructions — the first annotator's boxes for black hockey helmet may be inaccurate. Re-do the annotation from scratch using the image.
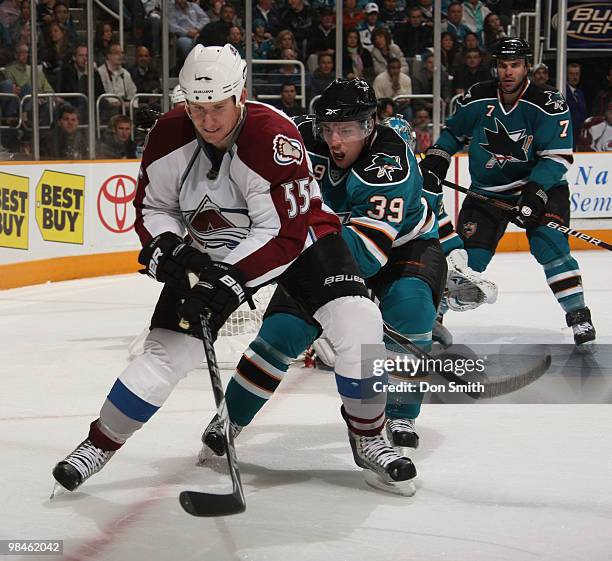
[313,78,377,123]
[492,38,533,63]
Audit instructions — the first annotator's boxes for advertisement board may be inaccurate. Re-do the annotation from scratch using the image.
[547,0,612,51]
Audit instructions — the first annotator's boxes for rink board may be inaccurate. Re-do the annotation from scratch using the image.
[0,153,610,289]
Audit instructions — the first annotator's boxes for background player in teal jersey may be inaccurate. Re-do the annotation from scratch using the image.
[419,38,596,346]
[200,79,448,492]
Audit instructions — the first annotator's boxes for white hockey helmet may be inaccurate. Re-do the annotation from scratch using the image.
[179,44,247,104]
[170,84,185,104]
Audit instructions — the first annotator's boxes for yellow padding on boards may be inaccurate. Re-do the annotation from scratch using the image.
[0,251,140,289]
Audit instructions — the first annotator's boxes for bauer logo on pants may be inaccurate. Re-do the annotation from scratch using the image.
[35,170,85,244]
[463,222,478,238]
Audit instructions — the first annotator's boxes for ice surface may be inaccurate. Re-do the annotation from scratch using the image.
[0,251,611,561]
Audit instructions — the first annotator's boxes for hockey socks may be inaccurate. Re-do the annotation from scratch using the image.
[542,254,585,313]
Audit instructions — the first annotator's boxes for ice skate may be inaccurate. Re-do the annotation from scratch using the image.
[197,413,243,465]
[566,307,596,347]
[51,439,115,496]
[386,418,419,455]
[348,430,417,496]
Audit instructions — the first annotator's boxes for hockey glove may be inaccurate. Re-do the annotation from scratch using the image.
[178,262,246,336]
[418,147,452,194]
[444,249,498,312]
[138,232,211,286]
[511,182,548,230]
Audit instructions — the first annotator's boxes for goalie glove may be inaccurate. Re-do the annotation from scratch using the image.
[445,249,498,312]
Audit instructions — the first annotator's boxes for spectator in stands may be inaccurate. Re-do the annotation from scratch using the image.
[40,22,74,91]
[276,48,301,86]
[531,63,552,89]
[0,0,20,32]
[370,27,408,77]
[227,25,245,57]
[97,114,136,158]
[94,21,114,66]
[306,6,336,63]
[142,0,161,56]
[356,3,385,53]
[253,0,282,38]
[342,29,374,83]
[413,106,433,152]
[97,42,138,119]
[198,3,236,47]
[567,62,587,150]
[281,0,316,59]
[482,12,506,53]
[373,57,413,120]
[0,21,12,66]
[38,0,56,25]
[7,0,30,50]
[378,0,408,35]
[578,101,612,152]
[485,0,512,28]
[169,0,210,67]
[398,6,433,58]
[43,103,88,160]
[418,0,435,23]
[451,31,488,72]
[376,97,397,121]
[412,52,452,109]
[275,82,307,117]
[442,2,470,44]
[343,0,364,30]
[452,47,490,95]
[58,44,103,121]
[129,46,161,94]
[441,31,460,71]
[252,18,274,58]
[462,0,490,40]
[53,2,77,46]
[592,66,612,117]
[272,29,298,59]
[308,52,335,103]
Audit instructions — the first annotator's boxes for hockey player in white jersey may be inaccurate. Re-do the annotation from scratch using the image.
[51,44,416,496]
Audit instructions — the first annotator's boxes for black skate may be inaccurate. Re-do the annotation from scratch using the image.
[386,418,419,453]
[197,413,243,464]
[566,307,596,347]
[51,439,115,495]
[348,430,417,496]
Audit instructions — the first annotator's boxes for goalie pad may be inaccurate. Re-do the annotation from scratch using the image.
[445,249,498,312]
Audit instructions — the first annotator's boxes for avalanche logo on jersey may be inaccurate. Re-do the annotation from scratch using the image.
[273,134,304,166]
[184,195,251,250]
[480,118,533,169]
[364,153,403,180]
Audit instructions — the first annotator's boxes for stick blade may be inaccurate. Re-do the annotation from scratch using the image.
[179,490,246,517]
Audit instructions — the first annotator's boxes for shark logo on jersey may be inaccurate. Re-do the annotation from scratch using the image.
[184,195,251,250]
[273,134,304,166]
[544,91,568,112]
[480,118,534,168]
[364,153,403,180]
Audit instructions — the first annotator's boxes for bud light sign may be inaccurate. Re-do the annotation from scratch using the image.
[548,0,612,51]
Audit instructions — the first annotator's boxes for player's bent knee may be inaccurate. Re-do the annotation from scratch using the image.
[258,312,319,360]
[314,296,383,378]
[142,328,204,382]
[528,228,571,264]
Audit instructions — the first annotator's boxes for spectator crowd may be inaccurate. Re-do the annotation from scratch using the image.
[0,0,611,160]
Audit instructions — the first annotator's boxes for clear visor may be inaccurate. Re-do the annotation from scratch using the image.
[314,119,374,142]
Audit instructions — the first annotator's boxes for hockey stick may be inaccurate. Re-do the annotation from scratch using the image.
[441,178,612,251]
[383,322,551,399]
[179,314,246,517]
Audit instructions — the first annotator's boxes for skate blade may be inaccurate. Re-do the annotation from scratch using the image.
[49,482,67,500]
[363,470,417,497]
[576,340,597,354]
[196,444,224,466]
[394,445,418,458]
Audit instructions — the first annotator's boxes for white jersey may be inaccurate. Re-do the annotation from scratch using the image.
[134,101,340,288]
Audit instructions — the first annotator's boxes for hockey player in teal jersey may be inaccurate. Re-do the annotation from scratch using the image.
[200,79,448,486]
[419,38,596,346]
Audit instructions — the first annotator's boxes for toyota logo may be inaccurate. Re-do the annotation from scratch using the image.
[97,174,137,233]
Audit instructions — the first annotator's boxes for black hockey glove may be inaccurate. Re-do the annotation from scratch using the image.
[178,262,246,336]
[418,147,452,194]
[138,232,211,286]
[511,182,548,230]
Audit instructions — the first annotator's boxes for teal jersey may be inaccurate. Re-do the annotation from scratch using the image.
[295,116,438,279]
[436,80,574,199]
